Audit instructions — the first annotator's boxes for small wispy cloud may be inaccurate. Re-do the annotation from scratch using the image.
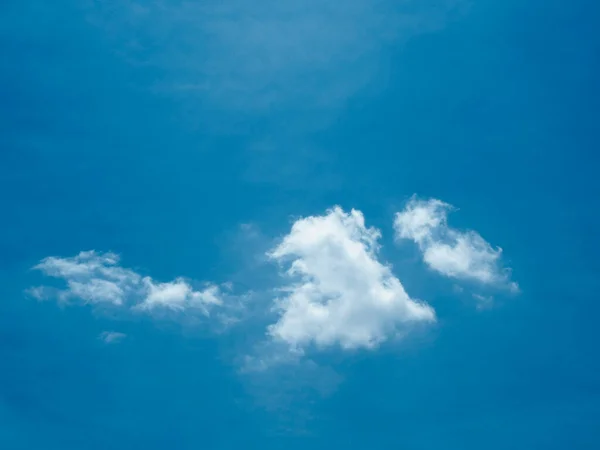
[241,341,305,374]
[239,345,343,435]
[98,331,127,344]
[394,197,518,291]
[265,206,435,351]
[472,294,494,310]
[31,250,225,315]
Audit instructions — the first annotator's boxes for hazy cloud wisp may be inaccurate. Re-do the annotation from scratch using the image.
[99,331,127,344]
[87,0,461,111]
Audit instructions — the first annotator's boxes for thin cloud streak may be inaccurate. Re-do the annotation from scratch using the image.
[86,0,464,111]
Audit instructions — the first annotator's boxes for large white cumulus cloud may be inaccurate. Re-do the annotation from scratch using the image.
[267,207,435,350]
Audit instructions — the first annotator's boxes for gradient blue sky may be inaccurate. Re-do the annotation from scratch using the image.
[1,0,599,448]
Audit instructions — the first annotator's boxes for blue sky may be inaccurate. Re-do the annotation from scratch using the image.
[1,0,599,448]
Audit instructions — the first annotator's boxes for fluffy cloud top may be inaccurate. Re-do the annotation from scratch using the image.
[394,198,518,290]
[267,207,435,350]
[31,251,223,314]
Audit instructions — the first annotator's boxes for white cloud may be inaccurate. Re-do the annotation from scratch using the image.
[266,207,435,350]
[137,277,222,313]
[33,251,138,305]
[32,251,224,314]
[394,197,518,290]
[67,278,125,305]
[99,331,127,344]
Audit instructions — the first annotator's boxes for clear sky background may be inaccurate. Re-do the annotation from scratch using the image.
[1,0,599,449]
